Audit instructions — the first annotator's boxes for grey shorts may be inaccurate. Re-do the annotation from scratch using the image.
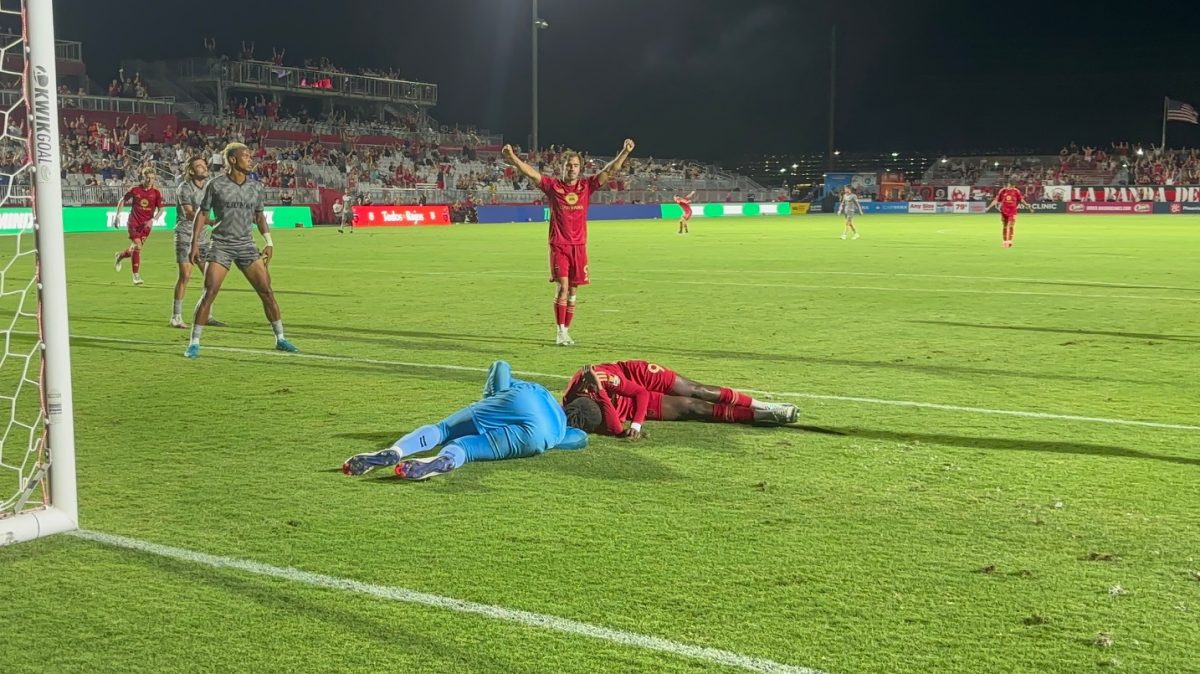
[206,241,263,271]
[175,236,213,264]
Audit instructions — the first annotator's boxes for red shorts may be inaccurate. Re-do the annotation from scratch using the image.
[549,243,589,287]
[127,223,152,241]
[1000,211,1017,226]
[681,208,692,221]
[617,390,666,421]
[620,360,679,393]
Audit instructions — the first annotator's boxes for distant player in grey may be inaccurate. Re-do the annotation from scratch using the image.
[170,157,225,329]
[185,142,298,359]
[838,185,862,240]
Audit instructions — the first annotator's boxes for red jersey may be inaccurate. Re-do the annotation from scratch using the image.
[540,175,602,245]
[674,196,693,215]
[124,186,163,226]
[996,187,1022,214]
[564,362,651,436]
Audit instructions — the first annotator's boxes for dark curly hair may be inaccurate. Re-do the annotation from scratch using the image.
[563,397,602,433]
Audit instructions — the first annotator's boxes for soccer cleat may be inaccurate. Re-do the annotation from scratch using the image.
[852,233,860,240]
[132,275,144,286]
[341,449,401,476]
[207,318,228,328]
[556,328,570,346]
[169,316,187,329]
[840,234,847,240]
[394,454,456,481]
[754,405,799,425]
[114,252,123,271]
[184,344,200,359]
[275,339,300,353]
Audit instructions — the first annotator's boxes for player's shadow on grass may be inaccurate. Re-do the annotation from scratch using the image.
[100,553,532,671]
[506,444,682,482]
[288,323,548,347]
[809,426,1200,467]
[289,326,496,354]
[911,320,1200,344]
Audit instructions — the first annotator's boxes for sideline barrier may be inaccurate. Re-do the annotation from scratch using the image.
[0,206,313,234]
[476,202,788,224]
[1065,202,1153,214]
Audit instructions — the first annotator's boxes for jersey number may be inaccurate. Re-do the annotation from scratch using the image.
[646,363,664,374]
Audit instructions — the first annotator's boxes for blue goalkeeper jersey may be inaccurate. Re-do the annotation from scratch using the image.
[472,361,587,455]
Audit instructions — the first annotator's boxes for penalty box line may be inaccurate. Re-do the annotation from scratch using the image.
[57,331,1200,432]
[67,529,825,674]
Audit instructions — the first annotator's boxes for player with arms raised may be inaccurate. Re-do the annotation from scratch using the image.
[561,360,798,440]
[987,179,1032,248]
[112,167,165,285]
[502,139,636,345]
[185,143,298,358]
[838,185,862,240]
[170,157,225,328]
[674,190,695,234]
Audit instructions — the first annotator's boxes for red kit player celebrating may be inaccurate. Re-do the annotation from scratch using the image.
[112,167,165,285]
[987,179,1032,248]
[561,360,799,440]
[674,190,695,234]
[502,140,636,346]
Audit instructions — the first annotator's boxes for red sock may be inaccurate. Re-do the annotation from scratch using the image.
[554,300,567,327]
[717,387,754,406]
[131,250,141,273]
[1007,226,1014,242]
[712,404,754,424]
[564,302,575,328]
[117,250,132,260]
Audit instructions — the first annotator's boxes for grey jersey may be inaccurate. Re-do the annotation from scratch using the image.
[200,174,266,246]
[175,178,208,241]
[840,193,861,215]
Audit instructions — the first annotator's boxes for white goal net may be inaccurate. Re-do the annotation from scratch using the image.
[0,0,77,545]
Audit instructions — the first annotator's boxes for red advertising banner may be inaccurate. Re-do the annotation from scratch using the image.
[1065,202,1153,214]
[352,205,451,226]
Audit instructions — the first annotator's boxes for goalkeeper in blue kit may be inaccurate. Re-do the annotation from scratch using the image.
[341,361,589,480]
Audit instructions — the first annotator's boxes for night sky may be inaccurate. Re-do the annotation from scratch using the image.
[52,0,1200,161]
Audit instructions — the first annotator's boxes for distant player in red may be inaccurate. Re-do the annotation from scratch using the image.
[502,139,636,346]
[112,167,165,285]
[674,190,695,234]
[561,360,799,440]
[987,180,1032,248]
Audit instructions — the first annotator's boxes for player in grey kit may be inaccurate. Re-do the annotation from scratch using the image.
[185,142,298,358]
[170,157,225,329]
[838,185,862,240]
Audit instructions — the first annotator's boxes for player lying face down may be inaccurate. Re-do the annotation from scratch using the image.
[341,361,589,481]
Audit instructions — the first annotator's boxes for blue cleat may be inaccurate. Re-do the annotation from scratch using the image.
[394,455,456,481]
[341,449,401,476]
[184,344,200,359]
[275,339,299,353]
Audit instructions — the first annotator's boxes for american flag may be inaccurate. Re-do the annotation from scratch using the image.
[1166,98,1199,124]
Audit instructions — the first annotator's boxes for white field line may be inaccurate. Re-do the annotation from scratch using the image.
[288,268,1200,303]
[67,529,825,674]
[58,332,1200,432]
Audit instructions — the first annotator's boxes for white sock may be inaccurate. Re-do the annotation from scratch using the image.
[172,300,182,317]
[271,320,285,340]
[190,324,203,345]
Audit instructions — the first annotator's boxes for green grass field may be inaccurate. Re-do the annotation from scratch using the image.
[2,213,1199,674]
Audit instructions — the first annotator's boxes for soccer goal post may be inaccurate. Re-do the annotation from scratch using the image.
[0,0,78,546]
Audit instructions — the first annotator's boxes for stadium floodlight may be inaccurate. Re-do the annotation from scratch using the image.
[0,0,78,546]
[791,163,798,169]
[833,150,841,156]
[993,161,1000,167]
[890,152,899,157]
[531,0,550,151]
[940,158,948,164]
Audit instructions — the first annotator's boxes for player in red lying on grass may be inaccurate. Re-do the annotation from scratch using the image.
[561,360,799,440]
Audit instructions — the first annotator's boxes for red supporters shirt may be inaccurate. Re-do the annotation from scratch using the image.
[124,186,164,226]
[540,175,602,245]
[996,187,1022,214]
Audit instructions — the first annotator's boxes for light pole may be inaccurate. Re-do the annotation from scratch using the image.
[532,0,549,152]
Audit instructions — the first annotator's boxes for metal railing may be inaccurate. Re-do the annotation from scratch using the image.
[10,183,318,207]
[0,89,178,114]
[175,58,438,106]
[352,186,776,206]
